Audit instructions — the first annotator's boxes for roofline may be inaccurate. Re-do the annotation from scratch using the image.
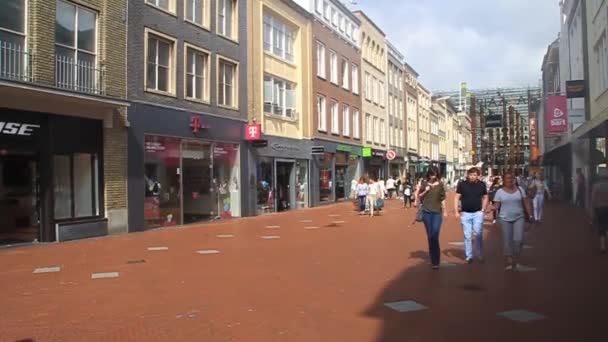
[404,62,420,77]
[281,0,313,18]
[418,82,430,94]
[386,40,405,62]
[352,10,386,36]
[328,0,360,23]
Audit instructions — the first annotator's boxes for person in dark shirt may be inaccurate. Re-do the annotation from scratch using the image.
[454,167,489,263]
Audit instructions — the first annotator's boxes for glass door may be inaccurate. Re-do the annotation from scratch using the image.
[275,160,295,212]
[181,140,213,224]
[295,160,309,209]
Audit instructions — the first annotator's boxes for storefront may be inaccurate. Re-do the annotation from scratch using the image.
[310,141,363,205]
[249,136,312,214]
[0,110,106,245]
[128,103,246,231]
[363,148,387,180]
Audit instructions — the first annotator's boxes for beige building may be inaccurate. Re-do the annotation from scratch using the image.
[404,62,420,175]
[417,83,432,163]
[458,112,473,175]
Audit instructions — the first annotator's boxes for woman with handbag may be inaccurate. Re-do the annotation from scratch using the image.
[591,168,608,254]
[367,178,379,217]
[416,166,447,269]
[493,172,533,270]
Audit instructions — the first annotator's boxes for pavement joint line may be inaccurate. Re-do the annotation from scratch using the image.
[497,310,546,322]
[216,234,235,238]
[33,266,61,274]
[304,226,320,230]
[299,220,313,223]
[126,259,146,264]
[523,245,533,249]
[384,300,428,313]
[265,226,280,229]
[514,265,539,272]
[91,272,119,279]
[448,241,465,246]
[147,246,169,251]
[197,249,220,255]
[332,221,346,224]
[328,214,341,217]
[261,235,280,239]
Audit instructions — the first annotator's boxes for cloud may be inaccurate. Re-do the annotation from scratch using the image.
[354,0,560,91]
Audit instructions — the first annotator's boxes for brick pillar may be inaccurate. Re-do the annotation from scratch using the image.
[104,109,128,234]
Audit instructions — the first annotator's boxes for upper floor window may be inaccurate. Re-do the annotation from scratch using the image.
[353,109,360,139]
[364,72,371,100]
[0,0,27,80]
[594,33,608,95]
[263,14,296,63]
[329,50,338,84]
[146,0,175,13]
[185,0,208,28]
[264,74,295,118]
[55,0,99,92]
[315,0,323,14]
[185,44,209,102]
[339,15,345,33]
[342,105,350,136]
[341,59,349,90]
[145,30,176,94]
[323,1,330,20]
[218,57,238,108]
[346,23,352,38]
[331,8,338,27]
[330,100,339,134]
[351,64,359,95]
[317,95,327,131]
[217,0,237,40]
[316,41,326,78]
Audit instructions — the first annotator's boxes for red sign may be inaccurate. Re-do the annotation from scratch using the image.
[190,116,210,134]
[386,150,396,161]
[529,118,537,147]
[245,123,261,141]
[545,96,568,134]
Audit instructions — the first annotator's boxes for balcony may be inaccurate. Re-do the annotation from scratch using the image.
[0,40,105,96]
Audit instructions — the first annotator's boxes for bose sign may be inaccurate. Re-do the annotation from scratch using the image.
[0,122,40,136]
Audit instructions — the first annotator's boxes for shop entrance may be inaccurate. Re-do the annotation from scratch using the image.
[335,165,347,200]
[0,152,40,245]
[275,160,295,212]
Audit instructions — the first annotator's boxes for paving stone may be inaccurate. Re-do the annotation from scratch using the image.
[440,262,458,268]
[261,236,280,239]
[332,221,346,224]
[523,245,533,249]
[196,250,220,255]
[265,226,280,229]
[384,300,428,313]
[147,246,168,251]
[497,310,546,322]
[33,266,61,274]
[328,214,341,217]
[91,272,119,279]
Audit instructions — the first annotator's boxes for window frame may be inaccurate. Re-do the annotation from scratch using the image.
[264,73,296,119]
[53,153,101,221]
[217,54,239,109]
[0,0,27,47]
[217,0,238,42]
[317,94,327,131]
[341,58,349,90]
[329,49,338,84]
[183,42,210,103]
[330,100,339,134]
[351,63,359,95]
[263,13,296,63]
[146,0,177,15]
[316,40,326,79]
[184,0,210,30]
[353,109,360,139]
[366,113,372,143]
[144,28,177,96]
[342,104,350,137]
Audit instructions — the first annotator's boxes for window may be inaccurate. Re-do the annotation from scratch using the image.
[343,105,350,136]
[594,33,608,95]
[380,119,386,145]
[146,0,175,13]
[346,23,353,38]
[331,100,339,134]
[315,0,323,14]
[185,45,209,102]
[366,113,372,143]
[146,30,175,93]
[364,72,371,99]
[0,0,27,80]
[217,0,236,40]
[341,59,349,90]
[398,74,403,91]
[373,117,379,144]
[317,95,327,131]
[218,57,237,108]
[323,1,330,20]
[55,0,98,92]
[339,15,345,32]
[185,0,207,27]
[388,95,393,115]
[316,41,325,78]
[352,64,359,94]
[53,153,100,219]
[264,74,295,118]
[329,50,338,84]
[379,81,385,106]
[331,8,338,26]
[372,77,378,103]
[264,14,295,62]
[353,109,360,138]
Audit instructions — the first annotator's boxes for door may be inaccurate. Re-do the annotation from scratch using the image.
[0,153,40,245]
[181,140,213,224]
[275,160,295,212]
[335,166,347,200]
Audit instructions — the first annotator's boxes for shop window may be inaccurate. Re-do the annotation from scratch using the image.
[296,160,309,209]
[212,143,240,219]
[257,159,274,213]
[53,153,99,220]
[319,153,334,202]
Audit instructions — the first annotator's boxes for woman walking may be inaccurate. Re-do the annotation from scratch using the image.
[591,168,608,253]
[367,178,380,217]
[416,167,447,269]
[403,178,413,209]
[355,177,369,215]
[489,177,502,224]
[529,173,552,224]
[493,172,533,270]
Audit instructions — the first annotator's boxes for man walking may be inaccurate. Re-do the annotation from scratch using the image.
[454,167,489,263]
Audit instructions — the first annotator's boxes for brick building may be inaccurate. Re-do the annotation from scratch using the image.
[0,0,129,245]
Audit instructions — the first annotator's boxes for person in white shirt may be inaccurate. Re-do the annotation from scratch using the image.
[386,177,396,199]
[528,173,552,223]
[378,178,387,200]
[367,178,380,217]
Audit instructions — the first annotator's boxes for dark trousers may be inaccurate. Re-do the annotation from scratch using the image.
[403,195,411,208]
[422,211,443,266]
[357,195,367,211]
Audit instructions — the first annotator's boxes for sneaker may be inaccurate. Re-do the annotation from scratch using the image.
[505,264,513,271]
[466,257,473,264]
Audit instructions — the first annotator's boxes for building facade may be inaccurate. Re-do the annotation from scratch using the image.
[386,40,406,178]
[354,10,387,180]
[0,0,129,245]
[247,0,313,214]
[404,63,420,177]
[127,0,249,230]
[417,83,432,172]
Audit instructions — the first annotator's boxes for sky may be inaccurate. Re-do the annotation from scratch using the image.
[353,0,561,92]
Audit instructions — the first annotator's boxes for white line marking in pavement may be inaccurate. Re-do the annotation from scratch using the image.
[197,249,220,255]
[265,225,280,229]
[515,265,538,272]
[448,241,465,246]
[305,226,320,230]
[33,266,61,274]
[261,235,280,239]
[216,234,234,238]
[147,246,169,251]
[328,214,341,217]
[91,272,119,279]
[299,220,313,223]
[332,221,346,224]
[497,310,546,322]
[440,262,458,268]
[384,300,428,313]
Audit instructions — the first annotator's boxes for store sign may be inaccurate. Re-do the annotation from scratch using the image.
[529,118,537,147]
[190,116,210,134]
[271,143,300,152]
[372,150,385,158]
[362,147,372,157]
[0,122,40,136]
[245,123,261,141]
[145,141,166,153]
[545,96,568,134]
[409,156,419,162]
[484,115,502,128]
[386,150,396,160]
[566,80,585,98]
[336,144,352,153]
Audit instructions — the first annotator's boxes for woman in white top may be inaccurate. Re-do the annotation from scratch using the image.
[528,173,552,223]
[367,178,380,217]
[494,172,533,270]
[591,168,608,253]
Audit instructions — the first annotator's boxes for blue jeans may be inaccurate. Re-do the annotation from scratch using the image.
[422,211,443,266]
[357,195,367,211]
[460,211,484,259]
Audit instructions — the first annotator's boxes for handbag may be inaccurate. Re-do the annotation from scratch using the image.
[375,198,385,210]
[415,204,425,222]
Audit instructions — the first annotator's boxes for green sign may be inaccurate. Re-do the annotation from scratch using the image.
[362,147,372,157]
[336,144,352,152]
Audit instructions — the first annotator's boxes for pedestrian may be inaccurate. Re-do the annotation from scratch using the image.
[378,178,387,200]
[454,167,489,263]
[386,176,396,199]
[355,177,369,215]
[367,177,380,217]
[591,168,608,253]
[528,173,552,224]
[493,172,533,270]
[417,166,447,269]
[575,168,586,208]
[403,178,413,209]
[489,177,502,224]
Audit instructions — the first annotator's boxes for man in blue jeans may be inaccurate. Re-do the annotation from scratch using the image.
[454,167,488,263]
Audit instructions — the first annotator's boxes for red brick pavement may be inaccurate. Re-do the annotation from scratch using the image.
[0,194,607,342]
